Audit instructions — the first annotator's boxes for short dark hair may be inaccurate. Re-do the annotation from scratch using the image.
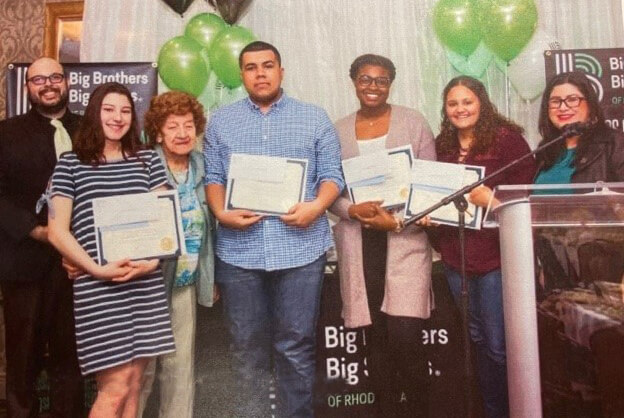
[349,54,396,82]
[239,41,281,68]
[537,71,607,170]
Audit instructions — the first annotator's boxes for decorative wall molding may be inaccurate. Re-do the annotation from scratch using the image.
[43,1,84,60]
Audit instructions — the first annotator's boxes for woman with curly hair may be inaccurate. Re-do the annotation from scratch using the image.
[137,91,216,418]
[435,76,536,418]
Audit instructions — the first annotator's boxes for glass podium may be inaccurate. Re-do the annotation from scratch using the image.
[483,182,624,418]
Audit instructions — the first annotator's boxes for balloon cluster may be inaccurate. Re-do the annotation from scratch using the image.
[158,12,256,109]
[433,0,560,100]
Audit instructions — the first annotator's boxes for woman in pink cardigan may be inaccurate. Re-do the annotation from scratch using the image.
[330,54,435,418]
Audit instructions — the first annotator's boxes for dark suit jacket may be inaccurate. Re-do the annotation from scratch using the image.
[0,108,81,281]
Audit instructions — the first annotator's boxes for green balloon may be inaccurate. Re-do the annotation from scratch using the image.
[433,0,482,57]
[221,85,248,107]
[197,71,219,111]
[446,42,493,78]
[208,26,256,88]
[481,0,538,62]
[184,13,227,50]
[158,36,209,97]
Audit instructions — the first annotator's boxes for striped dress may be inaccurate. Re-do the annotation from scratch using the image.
[50,149,176,375]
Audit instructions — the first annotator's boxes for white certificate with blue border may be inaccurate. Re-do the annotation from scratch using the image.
[225,153,308,216]
[405,160,485,230]
[343,145,414,209]
[92,190,186,264]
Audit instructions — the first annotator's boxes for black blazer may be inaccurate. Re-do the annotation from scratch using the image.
[0,108,81,281]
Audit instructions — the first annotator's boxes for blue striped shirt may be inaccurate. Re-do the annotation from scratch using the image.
[203,93,344,271]
[49,150,175,375]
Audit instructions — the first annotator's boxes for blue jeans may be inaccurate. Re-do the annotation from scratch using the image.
[216,255,326,418]
[445,265,509,418]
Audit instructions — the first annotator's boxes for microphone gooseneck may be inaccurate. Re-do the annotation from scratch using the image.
[561,121,592,138]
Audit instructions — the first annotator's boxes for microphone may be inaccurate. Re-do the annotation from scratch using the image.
[561,121,592,138]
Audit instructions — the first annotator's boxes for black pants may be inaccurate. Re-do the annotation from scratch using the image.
[361,228,429,418]
[1,260,84,418]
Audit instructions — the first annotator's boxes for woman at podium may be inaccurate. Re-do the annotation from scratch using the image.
[533,71,624,291]
[535,71,624,187]
[434,76,536,418]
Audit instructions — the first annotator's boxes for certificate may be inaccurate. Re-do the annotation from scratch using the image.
[92,190,186,264]
[343,145,414,208]
[405,160,485,229]
[225,153,308,216]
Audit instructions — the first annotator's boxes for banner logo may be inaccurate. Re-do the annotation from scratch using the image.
[553,52,604,101]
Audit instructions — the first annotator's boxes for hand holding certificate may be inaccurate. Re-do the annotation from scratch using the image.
[92,190,186,264]
[225,153,308,216]
[405,159,486,229]
[342,145,414,208]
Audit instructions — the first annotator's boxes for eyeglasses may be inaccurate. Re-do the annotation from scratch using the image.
[548,95,585,109]
[26,73,65,86]
[357,75,391,88]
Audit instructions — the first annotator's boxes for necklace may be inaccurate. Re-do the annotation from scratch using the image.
[168,165,189,185]
[366,118,383,126]
[357,105,390,127]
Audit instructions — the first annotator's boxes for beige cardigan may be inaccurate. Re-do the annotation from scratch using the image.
[330,105,436,328]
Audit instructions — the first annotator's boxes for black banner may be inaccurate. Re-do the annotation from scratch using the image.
[544,48,624,132]
[5,62,158,129]
[314,262,466,417]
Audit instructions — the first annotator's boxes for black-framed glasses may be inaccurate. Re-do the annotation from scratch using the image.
[26,73,65,86]
[548,95,585,109]
[357,75,391,88]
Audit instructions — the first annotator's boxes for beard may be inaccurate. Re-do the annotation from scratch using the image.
[28,85,69,115]
[248,87,281,108]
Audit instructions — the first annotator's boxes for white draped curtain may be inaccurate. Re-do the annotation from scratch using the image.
[81,0,624,147]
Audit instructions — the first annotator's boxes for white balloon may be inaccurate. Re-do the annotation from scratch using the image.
[508,28,562,101]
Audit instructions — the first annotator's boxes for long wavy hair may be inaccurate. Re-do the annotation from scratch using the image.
[74,82,144,164]
[536,71,607,170]
[436,76,523,157]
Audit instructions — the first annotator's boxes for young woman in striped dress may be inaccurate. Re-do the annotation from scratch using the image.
[48,82,175,417]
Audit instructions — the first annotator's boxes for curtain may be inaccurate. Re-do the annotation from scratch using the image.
[81,0,624,147]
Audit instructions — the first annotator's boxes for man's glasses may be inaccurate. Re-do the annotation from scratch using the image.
[548,95,585,110]
[357,75,391,88]
[26,73,65,86]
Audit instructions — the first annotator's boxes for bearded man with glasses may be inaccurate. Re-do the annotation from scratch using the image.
[0,57,84,418]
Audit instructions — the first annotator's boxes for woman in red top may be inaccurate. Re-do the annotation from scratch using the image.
[435,76,536,418]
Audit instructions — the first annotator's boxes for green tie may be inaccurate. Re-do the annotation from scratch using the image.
[50,118,72,160]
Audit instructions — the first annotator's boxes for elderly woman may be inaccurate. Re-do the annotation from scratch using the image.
[435,76,536,418]
[330,54,435,417]
[137,91,216,418]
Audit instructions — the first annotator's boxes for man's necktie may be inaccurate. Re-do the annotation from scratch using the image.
[50,118,72,159]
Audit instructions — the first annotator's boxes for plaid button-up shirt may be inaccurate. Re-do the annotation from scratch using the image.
[203,93,344,271]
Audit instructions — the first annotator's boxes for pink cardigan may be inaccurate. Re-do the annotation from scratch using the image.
[330,105,436,328]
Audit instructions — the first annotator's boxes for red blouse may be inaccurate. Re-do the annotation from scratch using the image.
[436,127,537,275]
